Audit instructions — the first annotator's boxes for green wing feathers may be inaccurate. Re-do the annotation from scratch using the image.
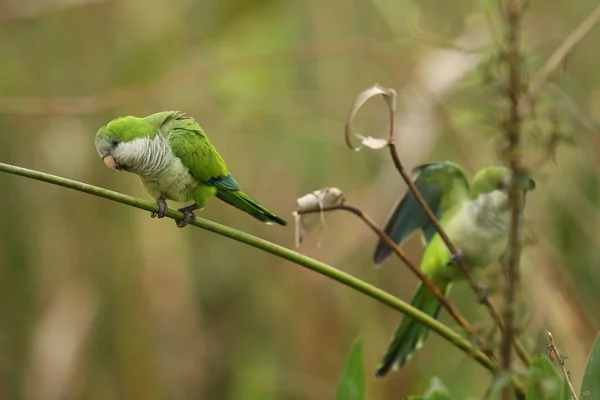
[375,280,450,377]
[373,162,469,266]
[168,126,229,183]
[216,189,287,226]
[166,115,286,225]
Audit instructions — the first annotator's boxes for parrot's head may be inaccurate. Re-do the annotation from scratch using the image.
[94,116,156,173]
[470,166,535,208]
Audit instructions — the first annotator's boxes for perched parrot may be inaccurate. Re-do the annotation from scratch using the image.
[94,111,287,228]
[373,162,535,377]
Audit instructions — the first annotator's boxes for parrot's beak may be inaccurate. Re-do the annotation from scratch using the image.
[102,155,118,172]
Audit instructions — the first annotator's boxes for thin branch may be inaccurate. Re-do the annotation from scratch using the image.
[547,331,579,400]
[383,88,501,331]
[297,203,480,344]
[528,2,600,100]
[501,0,525,398]
[545,83,600,135]
[0,161,499,373]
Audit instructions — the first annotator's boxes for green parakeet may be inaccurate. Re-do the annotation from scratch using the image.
[373,162,535,377]
[94,111,287,228]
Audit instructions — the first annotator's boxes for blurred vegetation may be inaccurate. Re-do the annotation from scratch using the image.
[1,0,600,399]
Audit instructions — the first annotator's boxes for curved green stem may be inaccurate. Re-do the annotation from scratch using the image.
[0,162,497,372]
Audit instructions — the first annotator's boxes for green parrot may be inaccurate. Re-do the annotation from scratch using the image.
[373,162,535,377]
[94,111,287,228]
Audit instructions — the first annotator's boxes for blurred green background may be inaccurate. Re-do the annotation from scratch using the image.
[1,0,600,399]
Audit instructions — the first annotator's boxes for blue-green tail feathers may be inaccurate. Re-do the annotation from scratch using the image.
[375,281,449,377]
[216,190,287,226]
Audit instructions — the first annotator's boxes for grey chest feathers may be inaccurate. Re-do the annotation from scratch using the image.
[443,190,511,268]
[114,136,198,201]
[140,155,197,202]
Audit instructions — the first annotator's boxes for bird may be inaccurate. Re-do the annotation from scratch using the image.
[373,161,535,377]
[94,111,287,228]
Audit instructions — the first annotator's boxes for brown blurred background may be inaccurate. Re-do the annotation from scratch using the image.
[1,0,599,399]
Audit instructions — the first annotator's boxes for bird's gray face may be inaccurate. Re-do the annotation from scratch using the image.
[492,173,536,214]
[94,129,123,172]
[499,174,536,195]
[484,173,535,195]
[517,174,536,192]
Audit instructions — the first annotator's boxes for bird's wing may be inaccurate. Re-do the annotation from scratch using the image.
[372,161,470,266]
[166,115,241,191]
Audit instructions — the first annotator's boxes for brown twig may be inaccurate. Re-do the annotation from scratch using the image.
[296,203,476,339]
[386,88,498,337]
[528,3,600,101]
[501,0,525,398]
[547,331,579,400]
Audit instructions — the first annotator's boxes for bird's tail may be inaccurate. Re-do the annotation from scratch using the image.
[375,280,451,377]
[216,190,287,226]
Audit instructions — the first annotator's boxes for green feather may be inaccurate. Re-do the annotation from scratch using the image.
[216,190,287,226]
[167,120,229,183]
[376,280,450,377]
[373,162,469,265]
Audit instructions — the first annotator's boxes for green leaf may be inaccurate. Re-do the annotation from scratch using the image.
[581,332,600,399]
[526,355,569,400]
[334,336,365,400]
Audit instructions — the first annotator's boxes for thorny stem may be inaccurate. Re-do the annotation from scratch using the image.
[501,0,525,398]
[297,203,482,345]
[0,161,499,373]
[547,331,579,400]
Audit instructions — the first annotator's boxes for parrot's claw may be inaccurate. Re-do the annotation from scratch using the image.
[151,198,168,219]
[175,205,198,228]
[447,249,464,266]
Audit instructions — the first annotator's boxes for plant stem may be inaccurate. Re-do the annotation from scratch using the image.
[546,331,579,400]
[547,332,579,400]
[502,0,525,398]
[0,161,498,373]
[299,204,476,340]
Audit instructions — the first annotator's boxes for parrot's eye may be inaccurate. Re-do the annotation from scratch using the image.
[111,138,120,147]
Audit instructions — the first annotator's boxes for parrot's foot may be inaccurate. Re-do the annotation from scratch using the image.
[176,205,198,228]
[475,283,490,304]
[447,249,464,266]
[151,198,168,219]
